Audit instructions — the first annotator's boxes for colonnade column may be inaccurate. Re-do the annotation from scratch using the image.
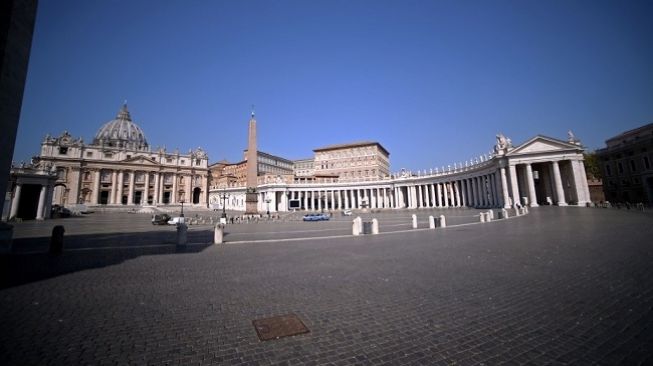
[525,164,538,207]
[508,164,520,207]
[92,170,101,205]
[36,185,47,220]
[499,167,510,208]
[454,181,461,207]
[551,161,567,206]
[9,184,21,219]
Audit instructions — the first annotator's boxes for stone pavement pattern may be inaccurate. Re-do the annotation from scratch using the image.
[1,207,652,365]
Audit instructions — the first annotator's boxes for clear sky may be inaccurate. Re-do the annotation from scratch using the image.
[13,0,653,171]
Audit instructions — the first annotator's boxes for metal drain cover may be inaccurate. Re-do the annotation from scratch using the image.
[252,314,310,341]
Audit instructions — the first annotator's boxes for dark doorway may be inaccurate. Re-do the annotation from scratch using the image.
[148,195,153,205]
[163,191,171,204]
[122,195,128,205]
[192,187,201,204]
[134,191,142,205]
[100,191,109,204]
[17,184,40,220]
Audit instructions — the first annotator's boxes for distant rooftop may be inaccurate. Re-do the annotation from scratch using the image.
[313,141,389,156]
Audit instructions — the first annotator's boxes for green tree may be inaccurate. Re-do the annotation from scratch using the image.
[584,152,602,179]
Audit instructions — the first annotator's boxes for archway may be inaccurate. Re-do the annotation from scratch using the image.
[192,187,201,204]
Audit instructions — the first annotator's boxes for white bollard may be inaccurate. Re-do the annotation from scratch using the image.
[514,207,521,216]
[502,208,509,218]
[439,215,447,228]
[176,223,188,246]
[352,216,362,236]
[412,214,417,229]
[488,210,494,220]
[214,224,224,244]
[524,206,529,214]
[428,216,435,229]
[371,218,379,234]
[480,212,486,222]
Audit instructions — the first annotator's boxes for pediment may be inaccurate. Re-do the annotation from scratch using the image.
[507,136,580,156]
[121,155,160,166]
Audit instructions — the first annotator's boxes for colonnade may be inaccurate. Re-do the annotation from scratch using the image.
[8,182,54,220]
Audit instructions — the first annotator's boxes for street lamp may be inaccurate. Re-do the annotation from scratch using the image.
[219,188,229,219]
[179,198,185,217]
[265,195,271,216]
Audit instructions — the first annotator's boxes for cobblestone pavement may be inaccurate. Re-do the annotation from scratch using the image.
[1,207,652,365]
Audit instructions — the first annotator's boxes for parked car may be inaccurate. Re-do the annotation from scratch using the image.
[151,213,171,225]
[302,213,330,221]
[167,216,185,225]
[342,209,353,216]
[51,205,72,218]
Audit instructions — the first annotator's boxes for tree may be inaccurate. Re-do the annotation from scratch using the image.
[583,152,602,179]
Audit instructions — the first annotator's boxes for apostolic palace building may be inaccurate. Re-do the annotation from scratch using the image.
[4,104,592,220]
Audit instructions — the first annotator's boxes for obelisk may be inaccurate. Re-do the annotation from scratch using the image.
[244,110,259,215]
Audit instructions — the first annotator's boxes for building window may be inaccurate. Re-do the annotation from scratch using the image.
[86,152,93,158]
[105,153,113,158]
[166,158,172,163]
[180,160,185,164]
[629,160,636,172]
[618,162,624,175]
[605,164,612,176]
[58,146,68,155]
[644,156,650,170]
[126,155,131,159]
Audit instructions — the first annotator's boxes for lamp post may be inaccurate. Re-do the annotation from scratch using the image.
[219,188,229,219]
[265,195,271,216]
[180,198,185,217]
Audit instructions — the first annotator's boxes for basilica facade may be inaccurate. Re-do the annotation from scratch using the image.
[34,104,209,209]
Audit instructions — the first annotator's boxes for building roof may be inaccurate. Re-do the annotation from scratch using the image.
[605,123,653,145]
[93,104,148,150]
[313,141,389,156]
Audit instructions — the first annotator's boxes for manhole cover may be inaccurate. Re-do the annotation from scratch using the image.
[252,314,310,341]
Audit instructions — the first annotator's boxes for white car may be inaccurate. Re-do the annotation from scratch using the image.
[167,216,186,225]
[342,209,353,216]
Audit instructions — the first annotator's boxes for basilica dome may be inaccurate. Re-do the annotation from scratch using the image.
[93,104,149,150]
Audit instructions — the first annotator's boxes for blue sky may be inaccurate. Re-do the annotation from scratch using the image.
[14,0,653,171]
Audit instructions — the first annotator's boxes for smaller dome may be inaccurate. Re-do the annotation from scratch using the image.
[93,104,149,150]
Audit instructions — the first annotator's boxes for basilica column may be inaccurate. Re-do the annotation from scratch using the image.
[153,173,160,205]
[551,161,567,206]
[110,170,117,204]
[144,172,150,205]
[509,164,520,207]
[36,185,48,220]
[171,174,178,204]
[117,171,125,205]
[128,171,135,205]
[92,170,101,205]
[9,184,21,219]
[525,164,538,207]
[158,173,164,204]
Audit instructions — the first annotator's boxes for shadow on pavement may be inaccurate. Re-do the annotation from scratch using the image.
[1,229,215,289]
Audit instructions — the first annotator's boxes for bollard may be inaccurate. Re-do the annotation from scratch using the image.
[524,206,529,214]
[428,216,435,229]
[488,210,494,220]
[176,223,188,246]
[412,214,417,229]
[439,215,447,228]
[352,217,361,236]
[50,225,65,255]
[501,208,509,218]
[371,218,379,234]
[480,212,486,222]
[514,207,521,216]
[214,224,224,244]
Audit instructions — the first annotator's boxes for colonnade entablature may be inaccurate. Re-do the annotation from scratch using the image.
[208,133,591,213]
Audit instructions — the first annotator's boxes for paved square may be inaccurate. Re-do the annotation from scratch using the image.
[1,207,652,365]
